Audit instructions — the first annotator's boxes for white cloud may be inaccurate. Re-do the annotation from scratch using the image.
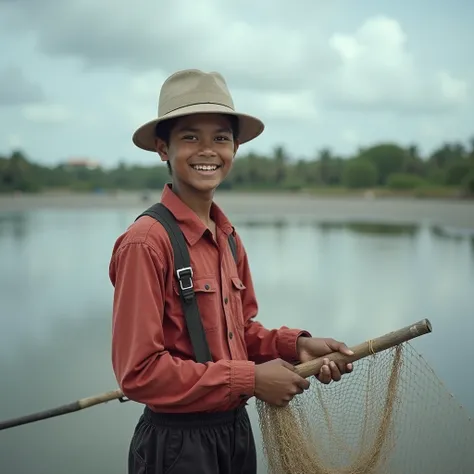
[22,103,72,124]
[0,65,44,106]
[0,0,333,91]
[1,2,469,117]
[242,90,319,121]
[0,0,472,165]
[102,71,167,132]
[437,71,468,102]
[129,72,168,100]
[323,16,469,113]
[341,129,360,146]
[7,133,23,150]
[95,12,470,140]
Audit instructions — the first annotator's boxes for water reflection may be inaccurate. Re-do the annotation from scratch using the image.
[316,220,420,237]
[0,312,138,474]
[235,217,474,241]
[0,210,472,244]
[0,212,30,241]
[0,210,473,474]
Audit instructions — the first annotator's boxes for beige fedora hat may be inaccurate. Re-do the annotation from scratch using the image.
[132,69,265,152]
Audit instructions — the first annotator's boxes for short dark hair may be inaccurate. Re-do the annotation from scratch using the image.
[155,114,240,174]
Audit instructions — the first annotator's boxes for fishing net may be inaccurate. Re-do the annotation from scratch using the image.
[256,341,474,474]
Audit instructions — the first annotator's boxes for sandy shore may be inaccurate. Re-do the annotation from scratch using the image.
[0,191,473,231]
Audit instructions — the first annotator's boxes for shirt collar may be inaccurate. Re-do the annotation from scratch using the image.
[160,183,234,246]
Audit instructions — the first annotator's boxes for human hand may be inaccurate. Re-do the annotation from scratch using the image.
[296,336,354,384]
[254,358,310,407]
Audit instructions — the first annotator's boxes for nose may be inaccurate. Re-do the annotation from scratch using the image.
[197,138,218,157]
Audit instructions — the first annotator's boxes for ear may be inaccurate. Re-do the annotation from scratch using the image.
[155,138,169,162]
[233,140,240,157]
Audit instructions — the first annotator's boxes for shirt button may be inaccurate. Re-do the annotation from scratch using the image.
[224,297,228,304]
[229,332,233,339]
[204,284,210,290]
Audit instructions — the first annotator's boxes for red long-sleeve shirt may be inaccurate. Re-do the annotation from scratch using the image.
[109,184,310,414]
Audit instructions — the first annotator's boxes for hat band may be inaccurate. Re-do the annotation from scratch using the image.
[162,101,235,117]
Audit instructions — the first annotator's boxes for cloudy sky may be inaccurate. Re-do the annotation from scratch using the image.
[0,0,472,168]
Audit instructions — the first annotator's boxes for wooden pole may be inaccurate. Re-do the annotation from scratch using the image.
[0,318,432,432]
[0,389,128,431]
[295,318,432,378]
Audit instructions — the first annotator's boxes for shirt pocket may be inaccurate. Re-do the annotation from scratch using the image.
[172,276,221,332]
[229,276,246,328]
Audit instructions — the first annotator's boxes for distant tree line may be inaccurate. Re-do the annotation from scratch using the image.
[1,138,474,197]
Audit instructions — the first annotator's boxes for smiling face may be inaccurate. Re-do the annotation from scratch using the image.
[155,113,239,197]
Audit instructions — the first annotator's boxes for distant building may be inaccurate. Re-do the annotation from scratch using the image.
[63,158,101,170]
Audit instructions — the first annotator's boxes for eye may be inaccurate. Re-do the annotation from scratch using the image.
[215,135,231,141]
[182,134,197,141]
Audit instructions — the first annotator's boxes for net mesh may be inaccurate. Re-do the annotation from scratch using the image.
[256,342,474,474]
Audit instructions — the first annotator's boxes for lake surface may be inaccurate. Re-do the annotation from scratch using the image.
[0,199,473,473]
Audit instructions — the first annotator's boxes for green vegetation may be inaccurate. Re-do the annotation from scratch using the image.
[1,138,474,198]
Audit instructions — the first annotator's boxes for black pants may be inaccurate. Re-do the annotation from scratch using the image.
[128,405,257,474]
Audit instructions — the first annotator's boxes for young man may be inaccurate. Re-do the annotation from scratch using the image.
[109,69,353,474]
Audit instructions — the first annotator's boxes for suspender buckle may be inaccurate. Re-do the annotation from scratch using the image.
[176,266,193,291]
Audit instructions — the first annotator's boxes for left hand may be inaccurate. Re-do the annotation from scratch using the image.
[296,336,354,384]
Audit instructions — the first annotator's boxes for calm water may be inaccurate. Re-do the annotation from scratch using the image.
[0,206,473,473]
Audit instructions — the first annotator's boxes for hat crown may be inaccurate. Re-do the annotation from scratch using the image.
[158,69,235,117]
[131,68,264,152]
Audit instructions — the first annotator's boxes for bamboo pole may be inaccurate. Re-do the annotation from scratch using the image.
[295,318,432,378]
[0,318,432,432]
[0,390,129,431]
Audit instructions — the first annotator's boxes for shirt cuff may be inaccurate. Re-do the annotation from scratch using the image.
[277,328,312,363]
[230,360,255,403]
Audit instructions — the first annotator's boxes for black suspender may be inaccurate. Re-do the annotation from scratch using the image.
[135,203,238,364]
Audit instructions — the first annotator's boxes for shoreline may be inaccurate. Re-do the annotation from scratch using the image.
[0,190,473,232]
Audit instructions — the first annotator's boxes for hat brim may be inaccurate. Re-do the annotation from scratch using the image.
[132,103,265,152]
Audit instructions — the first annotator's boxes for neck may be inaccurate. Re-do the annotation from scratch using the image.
[171,181,215,226]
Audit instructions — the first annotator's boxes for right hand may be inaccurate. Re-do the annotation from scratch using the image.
[254,358,310,407]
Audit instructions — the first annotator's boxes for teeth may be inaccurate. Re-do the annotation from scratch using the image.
[192,165,218,171]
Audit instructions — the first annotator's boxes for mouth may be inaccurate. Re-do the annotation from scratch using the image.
[190,164,221,175]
